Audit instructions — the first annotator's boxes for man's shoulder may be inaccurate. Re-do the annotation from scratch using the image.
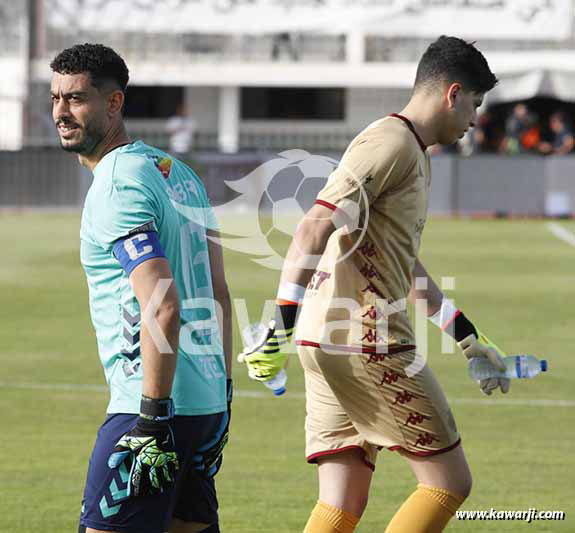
[112,142,167,180]
[346,116,419,168]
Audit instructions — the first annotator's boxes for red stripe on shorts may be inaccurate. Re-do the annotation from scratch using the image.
[388,437,462,457]
[307,445,376,471]
[296,340,416,355]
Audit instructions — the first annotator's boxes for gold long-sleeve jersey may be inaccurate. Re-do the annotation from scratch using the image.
[296,114,431,355]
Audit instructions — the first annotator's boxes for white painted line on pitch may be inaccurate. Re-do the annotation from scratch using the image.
[546,222,575,246]
[1,381,573,407]
[0,381,108,392]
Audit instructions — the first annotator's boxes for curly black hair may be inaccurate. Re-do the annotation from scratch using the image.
[415,36,498,94]
[50,43,129,93]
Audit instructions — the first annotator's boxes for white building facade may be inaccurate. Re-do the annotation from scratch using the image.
[4,0,575,152]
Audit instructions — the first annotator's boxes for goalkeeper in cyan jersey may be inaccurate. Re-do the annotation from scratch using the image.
[50,44,232,533]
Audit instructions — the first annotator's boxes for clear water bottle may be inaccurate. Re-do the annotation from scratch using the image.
[241,322,287,396]
[469,355,548,380]
[263,368,287,396]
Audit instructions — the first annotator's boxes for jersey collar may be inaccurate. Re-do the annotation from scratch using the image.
[389,113,427,153]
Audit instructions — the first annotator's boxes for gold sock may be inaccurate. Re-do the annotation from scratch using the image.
[303,501,360,533]
[385,484,465,533]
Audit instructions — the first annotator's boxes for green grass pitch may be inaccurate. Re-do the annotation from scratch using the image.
[1,212,574,532]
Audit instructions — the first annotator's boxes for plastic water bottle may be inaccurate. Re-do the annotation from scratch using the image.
[241,322,287,396]
[469,355,548,380]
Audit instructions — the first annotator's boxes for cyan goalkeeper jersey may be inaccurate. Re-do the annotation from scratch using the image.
[80,141,226,416]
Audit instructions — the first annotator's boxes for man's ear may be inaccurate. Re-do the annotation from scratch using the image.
[108,89,125,116]
[446,83,462,109]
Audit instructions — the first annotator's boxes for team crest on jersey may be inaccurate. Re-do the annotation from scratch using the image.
[151,156,172,179]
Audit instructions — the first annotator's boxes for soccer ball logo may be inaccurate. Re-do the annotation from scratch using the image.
[258,153,337,260]
[191,149,369,270]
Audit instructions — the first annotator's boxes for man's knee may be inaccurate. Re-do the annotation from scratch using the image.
[354,492,369,516]
[317,448,373,517]
[457,470,473,500]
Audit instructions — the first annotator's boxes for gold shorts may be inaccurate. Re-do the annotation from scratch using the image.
[297,343,461,469]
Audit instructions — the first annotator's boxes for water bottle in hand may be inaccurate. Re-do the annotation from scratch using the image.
[469,355,548,380]
[241,322,288,396]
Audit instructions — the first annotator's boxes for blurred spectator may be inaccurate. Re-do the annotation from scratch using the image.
[166,103,196,156]
[471,111,501,153]
[538,112,574,155]
[429,142,460,156]
[501,103,540,154]
[272,32,300,61]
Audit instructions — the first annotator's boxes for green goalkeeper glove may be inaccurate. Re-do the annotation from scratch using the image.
[238,319,291,381]
[108,396,179,497]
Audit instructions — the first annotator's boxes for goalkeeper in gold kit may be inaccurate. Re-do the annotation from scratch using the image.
[240,36,509,532]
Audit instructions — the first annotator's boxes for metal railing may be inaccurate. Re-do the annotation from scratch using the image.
[44,29,346,64]
[25,124,358,153]
[366,35,575,63]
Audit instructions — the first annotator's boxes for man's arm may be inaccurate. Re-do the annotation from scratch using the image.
[107,256,180,498]
[207,230,232,379]
[408,258,443,316]
[410,257,509,395]
[130,257,180,398]
[279,202,338,289]
[238,203,337,381]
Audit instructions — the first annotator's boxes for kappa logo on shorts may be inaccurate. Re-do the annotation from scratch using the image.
[414,432,440,447]
[404,412,431,427]
[358,240,377,259]
[379,369,401,386]
[392,390,419,405]
[367,353,388,364]
[361,282,381,295]
[359,262,379,281]
[362,328,386,344]
[362,306,378,320]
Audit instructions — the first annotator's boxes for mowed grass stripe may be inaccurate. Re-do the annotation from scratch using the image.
[2,213,575,532]
[1,381,573,407]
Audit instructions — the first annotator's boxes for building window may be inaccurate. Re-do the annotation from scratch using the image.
[124,86,184,118]
[241,87,345,120]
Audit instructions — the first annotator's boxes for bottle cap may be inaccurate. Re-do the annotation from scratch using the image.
[540,360,548,372]
[273,387,286,396]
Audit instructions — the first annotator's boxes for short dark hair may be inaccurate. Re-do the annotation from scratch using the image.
[50,43,129,93]
[414,36,498,94]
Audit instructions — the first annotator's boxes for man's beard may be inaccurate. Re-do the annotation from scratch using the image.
[60,124,102,155]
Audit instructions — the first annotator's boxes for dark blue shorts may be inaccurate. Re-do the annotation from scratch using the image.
[80,412,225,533]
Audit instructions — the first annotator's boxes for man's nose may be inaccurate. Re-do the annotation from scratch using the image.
[53,98,70,121]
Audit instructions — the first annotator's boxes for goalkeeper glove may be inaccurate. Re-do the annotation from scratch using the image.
[193,378,232,477]
[238,302,298,381]
[108,396,178,497]
[429,301,510,395]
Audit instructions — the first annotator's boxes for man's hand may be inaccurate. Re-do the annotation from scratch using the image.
[458,330,510,395]
[193,379,232,477]
[238,320,290,381]
[108,396,178,497]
